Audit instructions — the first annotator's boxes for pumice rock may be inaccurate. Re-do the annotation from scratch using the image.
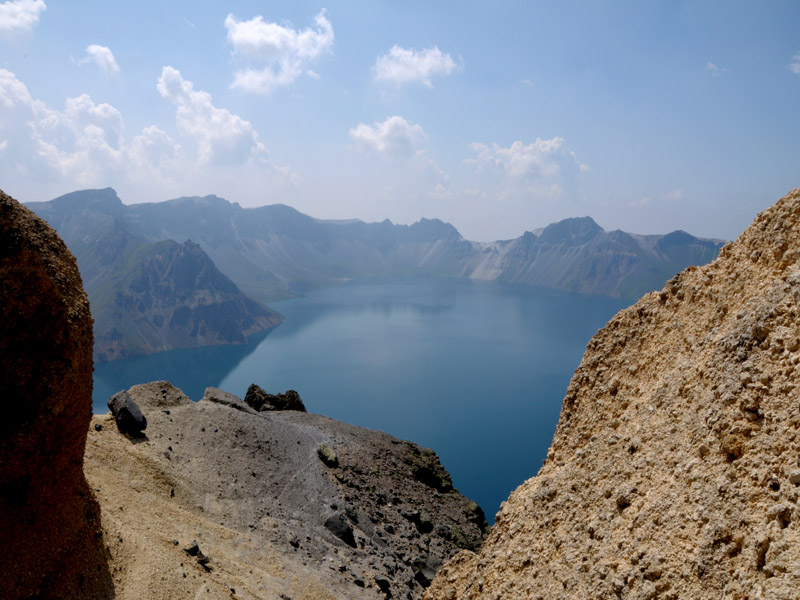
[426,187,800,600]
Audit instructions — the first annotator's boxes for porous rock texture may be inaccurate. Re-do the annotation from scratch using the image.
[0,190,112,598]
[85,381,488,600]
[427,187,800,600]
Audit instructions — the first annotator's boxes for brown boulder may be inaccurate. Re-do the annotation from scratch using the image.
[0,190,112,599]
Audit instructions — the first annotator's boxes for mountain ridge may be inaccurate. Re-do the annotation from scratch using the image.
[29,188,725,306]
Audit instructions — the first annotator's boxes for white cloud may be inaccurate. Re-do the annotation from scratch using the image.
[660,189,684,201]
[0,65,33,108]
[225,10,333,94]
[0,68,295,200]
[705,62,730,77]
[0,0,45,36]
[467,138,587,179]
[461,137,586,214]
[789,52,800,75]
[127,125,182,185]
[157,66,268,165]
[349,115,427,159]
[34,94,125,183]
[0,69,125,184]
[373,45,459,88]
[82,44,120,75]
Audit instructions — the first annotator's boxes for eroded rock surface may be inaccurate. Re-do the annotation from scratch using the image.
[0,190,112,599]
[85,381,488,599]
[427,187,800,599]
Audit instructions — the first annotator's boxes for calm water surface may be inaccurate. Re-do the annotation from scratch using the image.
[93,277,628,519]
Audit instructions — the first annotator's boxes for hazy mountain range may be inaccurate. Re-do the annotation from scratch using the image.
[28,188,724,361]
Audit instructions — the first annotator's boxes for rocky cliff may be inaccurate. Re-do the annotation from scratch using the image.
[0,190,112,599]
[27,188,283,362]
[426,188,800,599]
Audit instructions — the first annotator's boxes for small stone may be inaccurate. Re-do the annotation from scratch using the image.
[411,554,442,588]
[375,576,391,595]
[94,423,103,431]
[244,383,307,412]
[789,470,800,485]
[184,541,200,556]
[318,444,339,468]
[324,513,357,548]
[108,390,147,435]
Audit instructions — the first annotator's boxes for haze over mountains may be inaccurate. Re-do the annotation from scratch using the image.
[29,188,724,361]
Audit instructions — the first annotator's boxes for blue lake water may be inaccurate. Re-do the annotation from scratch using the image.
[93,276,628,520]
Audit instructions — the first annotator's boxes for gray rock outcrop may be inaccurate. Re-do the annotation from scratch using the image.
[85,380,488,599]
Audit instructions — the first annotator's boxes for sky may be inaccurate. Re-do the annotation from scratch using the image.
[1,1,799,242]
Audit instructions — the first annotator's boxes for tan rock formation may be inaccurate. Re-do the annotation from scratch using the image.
[0,190,112,598]
[426,187,800,600]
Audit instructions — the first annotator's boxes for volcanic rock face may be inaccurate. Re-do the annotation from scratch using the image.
[85,381,488,599]
[426,187,800,599]
[0,190,112,598]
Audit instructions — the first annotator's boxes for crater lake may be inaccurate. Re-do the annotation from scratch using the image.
[93,276,629,519]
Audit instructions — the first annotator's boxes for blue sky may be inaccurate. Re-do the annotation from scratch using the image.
[1,1,799,241]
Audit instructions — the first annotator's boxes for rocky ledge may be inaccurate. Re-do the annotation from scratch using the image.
[85,381,488,600]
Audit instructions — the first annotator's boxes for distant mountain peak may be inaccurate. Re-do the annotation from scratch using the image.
[537,216,604,245]
[50,187,124,214]
[409,217,461,239]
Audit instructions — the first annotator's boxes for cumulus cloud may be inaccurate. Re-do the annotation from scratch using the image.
[467,138,586,179]
[790,52,800,75]
[225,10,333,94]
[0,67,294,199]
[157,66,268,165]
[374,45,458,88]
[80,44,120,75]
[0,0,45,37]
[349,115,427,159]
[127,125,183,185]
[373,45,459,88]
[0,68,124,184]
[462,137,587,212]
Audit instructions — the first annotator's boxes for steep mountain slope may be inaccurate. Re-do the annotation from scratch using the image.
[29,189,723,305]
[29,189,282,362]
[92,237,282,362]
[426,189,800,599]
